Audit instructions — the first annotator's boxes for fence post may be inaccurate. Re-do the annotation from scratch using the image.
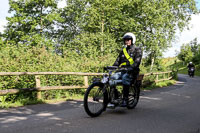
[84,76,88,87]
[35,75,41,100]
[156,73,158,82]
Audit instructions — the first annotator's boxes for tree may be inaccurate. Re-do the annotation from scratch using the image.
[4,0,59,48]
[56,0,87,44]
[189,38,200,64]
[137,0,198,71]
[57,0,124,56]
[178,43,193,64]
[2,0,198,69]
[80,0,198,71]
[190,38,199,56]
[178,38,200,65]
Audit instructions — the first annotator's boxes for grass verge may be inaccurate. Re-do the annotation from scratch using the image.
[0,94,84,109]
[1,80,177,109]
[142,80,176,90]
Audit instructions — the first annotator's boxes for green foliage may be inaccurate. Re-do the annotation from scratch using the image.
[67,32,120,57]
[0,0,199,107]
[178,43,193,63]
[0,44,178,108]
[57,0,198,61]
[142,57,176,72]
[192,54,200,64]
[0,45,117,105]
[4,0,59,47]
[177,38,200,66]
[56,0,87,43]
[155,80,176,88]
[2,0,198,68]
[143,80,176,90]
[190,38,200,65]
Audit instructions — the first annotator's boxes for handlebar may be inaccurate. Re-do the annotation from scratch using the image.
[104,66,128,71]
[104,66,118,70]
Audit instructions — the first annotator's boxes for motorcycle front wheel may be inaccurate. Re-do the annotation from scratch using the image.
[84,82,108,117]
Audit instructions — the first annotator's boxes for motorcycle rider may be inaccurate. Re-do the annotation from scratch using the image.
[109,32,142,107]
[187,62,195,76]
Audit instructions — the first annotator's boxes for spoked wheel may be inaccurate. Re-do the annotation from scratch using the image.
[84,82,108,117]
[127,82,140,109]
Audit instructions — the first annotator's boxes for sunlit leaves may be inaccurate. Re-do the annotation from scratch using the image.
[4,0,58,48]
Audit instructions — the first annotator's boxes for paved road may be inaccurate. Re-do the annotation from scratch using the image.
[0,74,200,133]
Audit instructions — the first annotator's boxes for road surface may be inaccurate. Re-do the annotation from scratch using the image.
[0,74,200,133]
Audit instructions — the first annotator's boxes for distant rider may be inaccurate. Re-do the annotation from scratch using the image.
[187,62,195,76]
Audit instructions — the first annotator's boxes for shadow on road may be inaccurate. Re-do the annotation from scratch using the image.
[1,73,199,133]
[0,100,84,129]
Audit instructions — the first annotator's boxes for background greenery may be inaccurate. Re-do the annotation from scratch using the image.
[0,0,199,108]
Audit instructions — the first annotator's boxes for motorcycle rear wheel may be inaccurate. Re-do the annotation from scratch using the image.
[127,82,140,109]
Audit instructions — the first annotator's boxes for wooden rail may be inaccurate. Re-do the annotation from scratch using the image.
[0,72,105,98]
[144,71,173,83]
[0,71,173,99]
[0,72,105,76]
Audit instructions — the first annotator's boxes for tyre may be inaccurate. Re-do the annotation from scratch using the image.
[127,81,140,109]
[84,82,108,117]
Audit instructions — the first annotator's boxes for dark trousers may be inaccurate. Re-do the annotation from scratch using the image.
[110,71,139,99]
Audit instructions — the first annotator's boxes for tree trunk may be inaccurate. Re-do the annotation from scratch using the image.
[150,57,154,72]
[101,11,104,52]
[40,5,43,34]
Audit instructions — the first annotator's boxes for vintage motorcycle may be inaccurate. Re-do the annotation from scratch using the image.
[83,66,142,117]
[188,67,195,77]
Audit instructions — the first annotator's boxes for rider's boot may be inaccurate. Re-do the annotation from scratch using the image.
[107,88,119,108]
[121,85,129,107]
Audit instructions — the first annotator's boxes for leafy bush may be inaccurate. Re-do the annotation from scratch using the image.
[0,44,119,105]
[0,44,173,107]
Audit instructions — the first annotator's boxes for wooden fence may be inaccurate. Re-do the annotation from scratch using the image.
[0,71,173,99]
[144,71,173,83]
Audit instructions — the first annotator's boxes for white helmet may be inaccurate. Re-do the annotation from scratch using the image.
[123,32,136,44]
[189,62,192,64]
